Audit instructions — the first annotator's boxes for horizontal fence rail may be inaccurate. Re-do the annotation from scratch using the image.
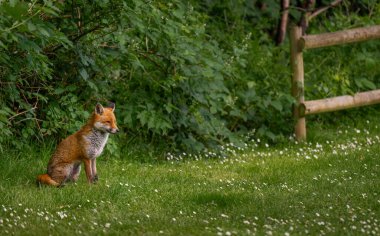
[290,25,380,141]
[300,25,380,49]
[299,89,380,116]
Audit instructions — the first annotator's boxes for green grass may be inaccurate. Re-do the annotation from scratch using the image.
[1,118,380,235]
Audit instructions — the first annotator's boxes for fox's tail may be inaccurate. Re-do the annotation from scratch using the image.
[37,174,60,187]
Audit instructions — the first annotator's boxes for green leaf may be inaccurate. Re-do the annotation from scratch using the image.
[137,111,149,126]
[355,78,376,90]
[361,79,376,90]
[38,28,50,37]
[0,40,7,50]
[9,0,19,7]
[41,6,59,16]
[202,68,214,78]
[54,88,66,95]
[247,81,255,89]
[210,106,217,114]
[271,100,283,111]
[79,69,89,80]
[0,115,9,124]
[27,22,36,31]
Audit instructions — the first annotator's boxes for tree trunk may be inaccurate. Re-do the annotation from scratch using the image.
[276,0,290,45]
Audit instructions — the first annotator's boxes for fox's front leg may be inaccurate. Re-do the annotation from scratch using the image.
[83,159,94,184]
[91,158,98,183]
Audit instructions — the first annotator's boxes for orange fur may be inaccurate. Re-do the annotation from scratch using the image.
[37,103,119,187]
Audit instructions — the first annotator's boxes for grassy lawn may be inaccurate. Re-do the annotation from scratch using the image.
[0,118,380,235]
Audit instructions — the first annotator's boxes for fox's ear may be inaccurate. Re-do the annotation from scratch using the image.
[108,102,115,112]
[95,103,104,115]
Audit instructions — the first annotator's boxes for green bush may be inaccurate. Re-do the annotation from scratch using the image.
[0,1,72,147]
[0,0,379,152]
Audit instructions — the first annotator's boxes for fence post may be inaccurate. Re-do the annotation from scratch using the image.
[290,26,306,141]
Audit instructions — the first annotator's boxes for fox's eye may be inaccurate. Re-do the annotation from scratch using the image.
[106,121,111,124]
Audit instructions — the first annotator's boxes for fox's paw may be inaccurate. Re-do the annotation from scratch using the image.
[92,175,99,184]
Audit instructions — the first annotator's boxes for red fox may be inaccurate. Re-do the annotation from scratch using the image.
[37,103,119,187]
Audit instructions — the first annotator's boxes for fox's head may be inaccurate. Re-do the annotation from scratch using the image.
[93,103,119,134]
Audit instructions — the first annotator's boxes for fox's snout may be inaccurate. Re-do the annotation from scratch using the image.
[109,128,119,134]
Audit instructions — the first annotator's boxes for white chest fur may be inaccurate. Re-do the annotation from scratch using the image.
[84,130,109,159]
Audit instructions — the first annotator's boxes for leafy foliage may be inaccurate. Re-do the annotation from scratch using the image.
[0,0,380,152]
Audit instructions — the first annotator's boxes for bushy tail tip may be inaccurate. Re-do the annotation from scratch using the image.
[36,174,60,187]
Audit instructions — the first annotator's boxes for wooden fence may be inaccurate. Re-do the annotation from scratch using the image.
[290,25,380,141]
